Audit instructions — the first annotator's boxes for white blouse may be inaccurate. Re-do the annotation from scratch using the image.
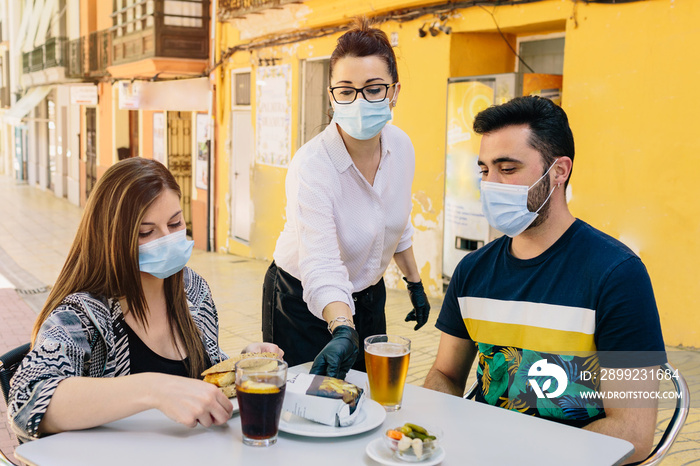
[273,122,415,320]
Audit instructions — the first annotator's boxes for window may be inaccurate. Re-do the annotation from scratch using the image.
[517,37,565,75]
[164,0,204,28]
[113,0,156,36]
[299,58,331,147]
[234,72,251,106]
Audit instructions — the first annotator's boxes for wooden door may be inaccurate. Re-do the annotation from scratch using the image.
[167,111,192,235]
[85,107,97,199]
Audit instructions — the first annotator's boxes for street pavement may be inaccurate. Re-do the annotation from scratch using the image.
[0,173,697,464]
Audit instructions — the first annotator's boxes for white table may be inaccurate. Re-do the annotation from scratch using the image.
[15,367,633,466]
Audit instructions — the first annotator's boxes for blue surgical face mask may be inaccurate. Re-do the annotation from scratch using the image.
[480,160,558,238]
[138,229,194,279]
[332,97,394,140]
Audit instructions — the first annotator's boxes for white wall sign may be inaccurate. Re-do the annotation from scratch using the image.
[195,113,209,190]
[70,85,98,105]
[152,112,165,164]
[118,81,142,110]
[118,78,209,111]
[255,64,291,167]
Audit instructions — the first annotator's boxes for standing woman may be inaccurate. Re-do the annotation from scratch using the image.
[263,17,430,379]
[9,158,280,443]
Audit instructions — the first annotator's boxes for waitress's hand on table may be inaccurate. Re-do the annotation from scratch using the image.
[404,277,431,330]
[309,325,359,380]
[241,342,285,358]
[150,374,234,428]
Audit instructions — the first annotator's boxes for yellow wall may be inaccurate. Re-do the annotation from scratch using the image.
[562,0,700,347]
[449,33,516,78]
[216,0,700,347]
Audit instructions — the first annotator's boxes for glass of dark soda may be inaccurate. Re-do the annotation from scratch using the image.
[235,357,288,446]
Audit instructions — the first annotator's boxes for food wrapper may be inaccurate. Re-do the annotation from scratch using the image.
[282,373,365,427]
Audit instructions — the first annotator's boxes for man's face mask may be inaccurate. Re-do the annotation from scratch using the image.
[480,159,559,238]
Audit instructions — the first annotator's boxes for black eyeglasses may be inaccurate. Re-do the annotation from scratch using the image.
[329,83,397,105]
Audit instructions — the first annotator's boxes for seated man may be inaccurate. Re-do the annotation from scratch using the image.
[425,96,666,464]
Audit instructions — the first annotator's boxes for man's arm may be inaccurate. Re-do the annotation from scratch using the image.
[424,333,477,396]
[583,367,660,464]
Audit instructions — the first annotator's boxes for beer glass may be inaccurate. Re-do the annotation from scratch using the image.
[235,357,287,446]
[364,335,411,411]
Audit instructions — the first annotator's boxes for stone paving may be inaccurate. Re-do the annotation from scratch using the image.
[0,174,697,464]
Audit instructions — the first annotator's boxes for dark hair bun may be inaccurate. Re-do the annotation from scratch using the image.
[330,16,398,83]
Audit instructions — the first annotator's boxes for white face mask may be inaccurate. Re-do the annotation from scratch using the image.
[332,97,395,140]
[138,229,193,279]
[480,160,558,237]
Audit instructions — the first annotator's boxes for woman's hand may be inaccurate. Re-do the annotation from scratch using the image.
[242,342,285,358]
[39,373,234,434]
[310,325,359,380]
[148,374,234,428]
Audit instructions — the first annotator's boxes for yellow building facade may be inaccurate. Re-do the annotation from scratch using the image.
[215,0,700,348]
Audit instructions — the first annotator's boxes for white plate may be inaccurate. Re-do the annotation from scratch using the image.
[365,438,445,466]
[278,398,386,437]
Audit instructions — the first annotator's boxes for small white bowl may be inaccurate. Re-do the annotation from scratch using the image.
[383,424,441,462]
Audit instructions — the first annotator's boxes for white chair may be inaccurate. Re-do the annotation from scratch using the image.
[632,362,690,466]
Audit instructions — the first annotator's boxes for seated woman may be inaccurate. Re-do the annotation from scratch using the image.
[7,157,281,442]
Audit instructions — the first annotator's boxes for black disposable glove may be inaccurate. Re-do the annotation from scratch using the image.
[404,277,431,331]
[309,325,359,380]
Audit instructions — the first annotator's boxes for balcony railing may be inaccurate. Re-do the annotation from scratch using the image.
[66,37,85,78]
[21,1,211,79]
[218,0,302,20]
[30,47,44,72]
[63,34,108,79]
[89,30,112,76]
[20,37,69,74]
[111,0,210,66]
[45,37,68,68]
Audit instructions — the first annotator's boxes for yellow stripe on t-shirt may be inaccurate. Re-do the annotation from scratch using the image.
[463,318,596,353]
[458,296,597,353]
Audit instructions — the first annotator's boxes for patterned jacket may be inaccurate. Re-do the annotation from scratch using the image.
[8,267,226,443]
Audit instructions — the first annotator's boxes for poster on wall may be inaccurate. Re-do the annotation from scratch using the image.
[255,64,292,167]
[195,113,210,190]
[442,73,517,280]
[118,81,143,109]
[152,113,165,164]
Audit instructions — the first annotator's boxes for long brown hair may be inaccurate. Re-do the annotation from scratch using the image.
[330,17,399,83]
[33,158,208,378]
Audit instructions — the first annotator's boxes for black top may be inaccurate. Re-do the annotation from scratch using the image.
[125,323,190,377]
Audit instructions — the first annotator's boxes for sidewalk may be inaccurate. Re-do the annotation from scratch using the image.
[0,174,697,464]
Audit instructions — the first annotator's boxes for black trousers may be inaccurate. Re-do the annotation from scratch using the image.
[262,261,386,372]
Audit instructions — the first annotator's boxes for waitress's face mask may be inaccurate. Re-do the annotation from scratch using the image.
[331,95,395,140]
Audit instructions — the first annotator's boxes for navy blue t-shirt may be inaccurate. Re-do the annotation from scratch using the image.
[437,219,666,426]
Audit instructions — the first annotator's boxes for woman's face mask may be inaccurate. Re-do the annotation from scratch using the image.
[331,97,395,140]
[328,55,399,141]
[138,229,193,279]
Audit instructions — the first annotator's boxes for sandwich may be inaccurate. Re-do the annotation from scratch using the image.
[201,352,280,398]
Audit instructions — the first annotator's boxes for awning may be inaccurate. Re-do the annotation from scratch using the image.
[33,0,58,50]
[4,86,52,126]
[22,0,45,53]
[13,0,34,57]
